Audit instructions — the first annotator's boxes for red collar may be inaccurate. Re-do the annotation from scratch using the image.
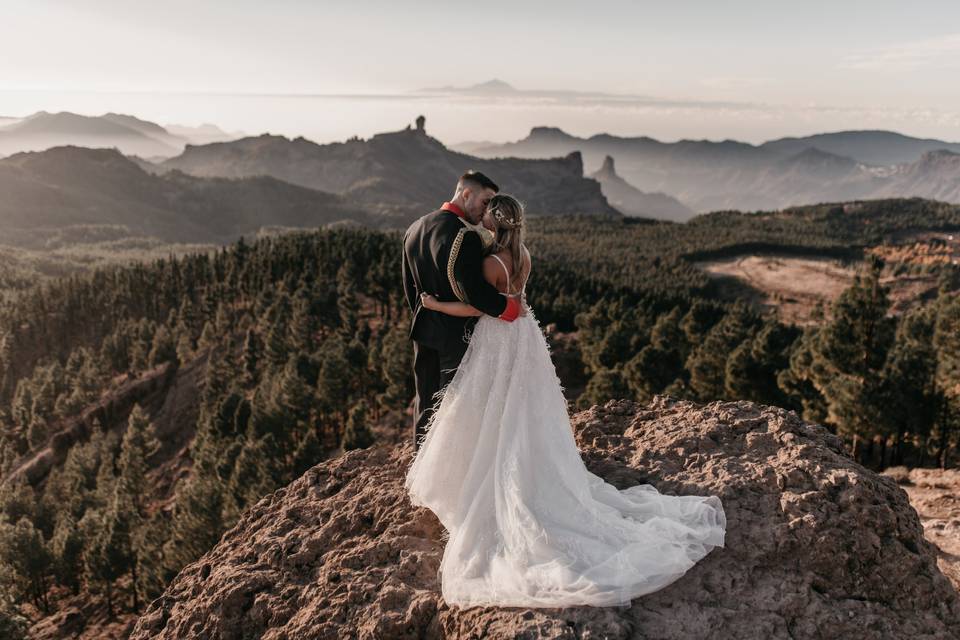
[441,201,466,219]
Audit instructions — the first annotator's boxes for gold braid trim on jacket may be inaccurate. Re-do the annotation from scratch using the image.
[447,228,468,303]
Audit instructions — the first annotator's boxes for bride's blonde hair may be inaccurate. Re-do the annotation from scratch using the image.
[485,193,527,293]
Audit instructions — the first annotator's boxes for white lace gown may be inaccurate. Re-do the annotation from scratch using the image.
[404,256,727,608]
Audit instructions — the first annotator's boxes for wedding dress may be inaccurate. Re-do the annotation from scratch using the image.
[404,253,726,608]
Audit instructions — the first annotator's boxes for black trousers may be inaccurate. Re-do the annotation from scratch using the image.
[412,340,468,451]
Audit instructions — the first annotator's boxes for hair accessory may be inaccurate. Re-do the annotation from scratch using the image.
[493,207,522,229]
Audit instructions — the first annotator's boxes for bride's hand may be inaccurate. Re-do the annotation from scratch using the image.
[420,292,438,309]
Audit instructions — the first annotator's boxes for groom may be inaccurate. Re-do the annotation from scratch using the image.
[402,170,523,451]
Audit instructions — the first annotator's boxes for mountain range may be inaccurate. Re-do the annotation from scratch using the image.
[0,111,241,160]
[0,124,624,249]
[7,109,960,232]
[0,145,370,248]
[464,127,960,213]
[156,126,619,221]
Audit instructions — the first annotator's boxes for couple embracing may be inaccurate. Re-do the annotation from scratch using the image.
[401,170,727,608]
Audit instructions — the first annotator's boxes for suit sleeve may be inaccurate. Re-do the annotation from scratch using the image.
[452,231,520,321]
[401,233,418,315]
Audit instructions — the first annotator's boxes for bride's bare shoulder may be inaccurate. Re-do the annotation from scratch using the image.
[481,254,504,283]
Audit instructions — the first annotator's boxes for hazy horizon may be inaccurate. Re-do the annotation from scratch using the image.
[2,1,960,145]
[4,85,960,149]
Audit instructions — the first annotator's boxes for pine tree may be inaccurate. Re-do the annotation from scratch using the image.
[291,428,323,477]
[278,357,314,427]
[380,324,413,410]
[0,517,53,613]
[50,513,84,595]
[933,293,960,467]
[163,467,226,577]
[336,262,360,334]
[197,320,218,352]
[316,340,350,424]
[117,405,158,505]
[242,328,263,386]
[686,301,759,401]
[79,508,118,617]
[225,426,280,517]
[265,316,290,371]
[290,293,319,353]
[134,510,170,602]
[811,257,896,444]
[148,325,177,367]
[622,306,688,401]
[342,400,374,450]
[102,488,139,610]
[114,403,159,609]
[578,366,630,409]
[681,299,725,345]
[878,307,938,465]
[725,319,800,408]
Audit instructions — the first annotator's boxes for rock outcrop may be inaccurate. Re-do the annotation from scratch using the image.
[589,155,695,222]
[130,396,960,640]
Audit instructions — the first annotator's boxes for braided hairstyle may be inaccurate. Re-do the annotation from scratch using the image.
[484,193,527,294]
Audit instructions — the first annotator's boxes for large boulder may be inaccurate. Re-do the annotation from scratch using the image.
[131,396,960,639]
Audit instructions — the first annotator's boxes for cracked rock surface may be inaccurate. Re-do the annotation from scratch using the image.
[130,396,960,640]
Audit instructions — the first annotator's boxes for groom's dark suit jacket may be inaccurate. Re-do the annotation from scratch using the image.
[402,203,520,352]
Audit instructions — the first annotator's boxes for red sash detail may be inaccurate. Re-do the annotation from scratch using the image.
[499,297,521,322]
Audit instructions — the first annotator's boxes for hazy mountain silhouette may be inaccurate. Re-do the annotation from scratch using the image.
[0,111,242,160]
[418,78,660,101]
[165,122,242,146]
[419,78,520,95]
[467,127,960,212]
[158,125,619,221]
[0,111,183,158]
[589,155,693,222]
[0,145,371,248]
[760,130,960,166]
[873,150,960,203]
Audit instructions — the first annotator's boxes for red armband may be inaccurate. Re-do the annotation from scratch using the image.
[498,297,521,322]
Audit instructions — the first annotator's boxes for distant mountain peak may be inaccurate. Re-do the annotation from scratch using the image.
[528,126,577,141]
[470,78,515,92]
[782,146,857,168]
[418,78,518,95]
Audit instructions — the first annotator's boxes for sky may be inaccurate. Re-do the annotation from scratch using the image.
[2,0,960,144]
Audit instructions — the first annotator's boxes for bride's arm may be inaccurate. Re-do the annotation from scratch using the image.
[420,292,482,317]
[420,256,505,318]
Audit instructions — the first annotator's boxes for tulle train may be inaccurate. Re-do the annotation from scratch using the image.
[404,309,726,608]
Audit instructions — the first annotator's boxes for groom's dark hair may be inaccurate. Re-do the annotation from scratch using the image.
[459,169,499,194]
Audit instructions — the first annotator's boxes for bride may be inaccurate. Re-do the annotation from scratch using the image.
[403,193,727,608]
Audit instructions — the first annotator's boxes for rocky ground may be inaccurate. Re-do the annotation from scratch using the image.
[128,396,960,640]
[883,466,960,593]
